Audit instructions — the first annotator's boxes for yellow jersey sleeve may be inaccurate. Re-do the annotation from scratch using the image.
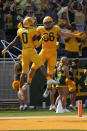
[64,30,80,52]
[17,28,21,36]
[17,27,38,49]
[75,32,84,38]
[37,26,44,36]
[55,25,61,33]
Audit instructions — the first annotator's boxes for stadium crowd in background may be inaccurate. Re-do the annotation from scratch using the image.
[0,0,87,58]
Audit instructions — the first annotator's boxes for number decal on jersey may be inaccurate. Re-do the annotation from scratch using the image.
[22,32,28,44]
[43,32,55,42]
[49,32,54,41]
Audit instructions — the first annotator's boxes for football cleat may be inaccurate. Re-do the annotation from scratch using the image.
[19,105,23,111]
[23,105,28,111]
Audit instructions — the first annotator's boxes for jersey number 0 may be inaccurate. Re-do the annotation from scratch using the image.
[22,32,28,44]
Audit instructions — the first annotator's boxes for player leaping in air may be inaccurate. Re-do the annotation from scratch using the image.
[27,16,82,98]
[2,17,56,100]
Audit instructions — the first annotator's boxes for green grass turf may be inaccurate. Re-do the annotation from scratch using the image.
[0,108,87,117]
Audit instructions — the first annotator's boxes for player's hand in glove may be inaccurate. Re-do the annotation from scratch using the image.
[2,49,6,56]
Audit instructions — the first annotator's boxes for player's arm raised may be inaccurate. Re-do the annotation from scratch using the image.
[2,35,20,55]
[58,30,75,38]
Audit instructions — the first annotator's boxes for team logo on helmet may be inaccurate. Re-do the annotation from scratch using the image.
[23,17,35,27]
[43,16,53,24]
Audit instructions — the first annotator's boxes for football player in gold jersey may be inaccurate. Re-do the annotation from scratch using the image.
[64,22,82,58]
[80,26,87,57]
[28,16,78,98]
[2,17,54,100]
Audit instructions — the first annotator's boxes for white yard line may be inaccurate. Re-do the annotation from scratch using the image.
[0,115,86,119]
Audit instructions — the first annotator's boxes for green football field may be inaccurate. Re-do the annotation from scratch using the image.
[0,108,87,117]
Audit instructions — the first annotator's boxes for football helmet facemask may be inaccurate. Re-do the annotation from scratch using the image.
[43,16,53,30]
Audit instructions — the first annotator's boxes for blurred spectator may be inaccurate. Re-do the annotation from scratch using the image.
[69,1,86,31]
[4,10,13,29]
[40,0,48,10]
[41,2,58,24]
[37,0,49,24]
[4,8,13,42]
[64,22,81,58]
[3,0,16,42]
[26,10,37,25]
[23,3,33,16]
[4,6,23,42]
[3,0,12,12]
[58,11,70,28]
[23,0,38,12]
[15,0,26,14]
[56,0,72,22]
[80,26,87,57]
[58,11,70,56]
[11,5,24,30]
[34,0,41,23]
[16,7,24,23]
[0,0,5,58]
[84,1,87,24]
[0,0,5,40]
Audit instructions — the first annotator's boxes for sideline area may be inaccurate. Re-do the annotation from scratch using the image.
[0,116,87,130]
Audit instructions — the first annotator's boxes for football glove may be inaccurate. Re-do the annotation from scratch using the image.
[2,49,6,56]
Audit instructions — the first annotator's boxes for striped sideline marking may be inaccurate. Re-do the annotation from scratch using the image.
[0,115,87,119]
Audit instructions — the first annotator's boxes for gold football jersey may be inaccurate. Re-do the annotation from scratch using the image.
[80,33,87,48]
[65,30,80,52]
[37,25,61,49]
[17,27,37,49]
